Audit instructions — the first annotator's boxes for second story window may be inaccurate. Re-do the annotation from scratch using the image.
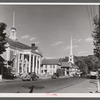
[45,65,47,68]
[53,65,55,68]
[50,65,52,68]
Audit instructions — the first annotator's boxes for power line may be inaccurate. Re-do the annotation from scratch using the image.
[87,5,94,32]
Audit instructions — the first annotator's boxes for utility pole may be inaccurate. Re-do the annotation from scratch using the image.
[96,5,100,93]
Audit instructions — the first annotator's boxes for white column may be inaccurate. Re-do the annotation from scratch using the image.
[6,48,10,68]
[6,47,10,61]
[32,55,35,72]
[14,51,17,72]
[35,56,37,74]
[24,58,28,73]
[38,57,41,74]
[21,54,24,74]
[17,52,20,74]
[65,68,67,76]
[28,53,31,73]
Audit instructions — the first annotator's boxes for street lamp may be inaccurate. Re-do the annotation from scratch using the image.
[96,68,100,93]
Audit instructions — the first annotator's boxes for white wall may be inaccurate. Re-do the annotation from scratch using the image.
[40,64,61,76]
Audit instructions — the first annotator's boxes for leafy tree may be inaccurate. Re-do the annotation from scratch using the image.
[75,56,88,74]
[61,56,69,62]
[56,68,64,76]
[92,16,100,59]
[0,23,7,75]
[0,23,7,54]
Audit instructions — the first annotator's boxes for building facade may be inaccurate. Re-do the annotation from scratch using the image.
[41,59,61,76]
[61,37,80,77]
[2,26,43,76]
[61,61,79,76]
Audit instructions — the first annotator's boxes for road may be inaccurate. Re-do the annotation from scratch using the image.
[0,77,96,93]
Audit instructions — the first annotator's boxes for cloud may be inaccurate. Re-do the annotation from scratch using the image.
[74,39,82,43]
[18,24,25,27]
[77,50,93,56]
[85,37,93,42]
[78,51,87,55]
[76,39,82,43]
[51,41,63,46]
[45,57,58,59]
[34,41,40,44]
[64,45,79,51]
[29,37,37,41]
[21,35,30,39]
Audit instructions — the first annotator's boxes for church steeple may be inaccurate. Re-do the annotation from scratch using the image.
[9,12,17,41]
[69,36,74,64]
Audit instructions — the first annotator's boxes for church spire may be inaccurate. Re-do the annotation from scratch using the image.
[13,12,15,27]
[69,36,74,64]
[9,12,17,41]
[70,36,73,55]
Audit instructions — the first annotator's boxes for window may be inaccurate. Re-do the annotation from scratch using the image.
[50,65,52,68]
[45,65,47,68]
[53,65,55,68]
[41,70,43,73]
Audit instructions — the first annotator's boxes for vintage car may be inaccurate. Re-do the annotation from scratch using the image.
[22,72,39,81]
[51,73,59,79]
[89,71,98,79]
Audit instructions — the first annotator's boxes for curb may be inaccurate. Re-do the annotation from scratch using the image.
[0,75,70,83]
[0,79,22,83]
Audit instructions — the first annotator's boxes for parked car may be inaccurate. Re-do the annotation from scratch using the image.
[89,71,98,79]
[22,72,39,81]
[51,73,59,79]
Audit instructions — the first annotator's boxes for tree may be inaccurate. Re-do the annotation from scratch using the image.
[0,23,7,54]
[92,16,100,59]
[0,23,7,76]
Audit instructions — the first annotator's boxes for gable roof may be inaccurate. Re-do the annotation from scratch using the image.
[6,37,31,50]
[61,61,79,69]
[0,56,5,62]
[5,37,43,56]
[42,59,61,65]
[71,63,79,69]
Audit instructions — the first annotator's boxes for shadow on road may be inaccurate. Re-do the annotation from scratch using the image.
[21,85,45,93]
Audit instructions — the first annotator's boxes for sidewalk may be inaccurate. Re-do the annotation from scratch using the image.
[53,79,98,93]
[0,77,22,83]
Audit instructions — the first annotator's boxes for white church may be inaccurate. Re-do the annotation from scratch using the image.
[2,13,79,77]
[41,37,80,76]
[61,37,80,76]
[2,13,43,76]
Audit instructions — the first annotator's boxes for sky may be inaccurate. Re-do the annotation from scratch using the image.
[0,4,99,58]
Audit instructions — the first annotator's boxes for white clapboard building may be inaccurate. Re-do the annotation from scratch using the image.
[41,59,61,76]
[2,25,43,76]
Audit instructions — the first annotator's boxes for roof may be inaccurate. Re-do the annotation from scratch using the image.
[61,62,71,68]
[0,56,5,62]
[42,59,61,65]
[61,61,79,69]
[6,37,42,56]
[6,37,31,49]
[71,63,79,69]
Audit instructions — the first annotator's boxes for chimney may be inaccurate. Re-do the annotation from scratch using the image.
[31,43,35,48]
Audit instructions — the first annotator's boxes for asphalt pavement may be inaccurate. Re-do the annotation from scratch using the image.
[0,76,98,93]
[53,78,98,93]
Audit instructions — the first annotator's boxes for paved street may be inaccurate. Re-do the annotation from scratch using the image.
[0,77,97,93]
